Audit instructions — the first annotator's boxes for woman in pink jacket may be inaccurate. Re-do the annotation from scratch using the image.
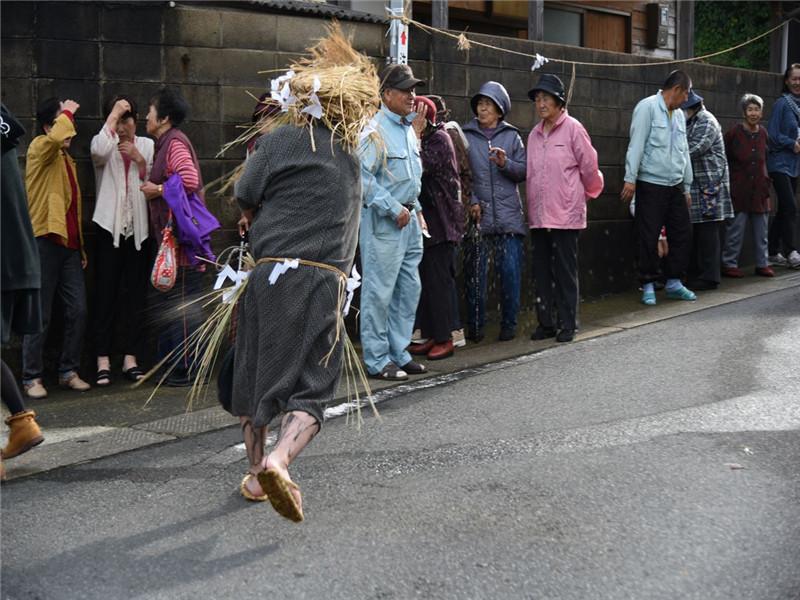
[526,74,603,343]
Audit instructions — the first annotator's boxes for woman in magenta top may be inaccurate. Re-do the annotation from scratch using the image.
[525,74,603,343]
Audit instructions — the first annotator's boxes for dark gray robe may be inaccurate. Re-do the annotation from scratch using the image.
[231,124,361,427]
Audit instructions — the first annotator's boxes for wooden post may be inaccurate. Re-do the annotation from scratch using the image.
[676,0,694,59]
[528,0,544,41]
[431,0,448,30]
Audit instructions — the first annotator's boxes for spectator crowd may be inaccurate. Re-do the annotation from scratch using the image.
[1,60,798,456]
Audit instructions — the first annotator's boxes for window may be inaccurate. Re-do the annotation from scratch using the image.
[543,6,583,46]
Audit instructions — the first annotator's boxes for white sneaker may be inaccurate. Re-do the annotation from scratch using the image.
[24,379,48,399]
[451,328,466,348]
[410,329,428,344]
[788,250,800,269]
[769,253,788,267]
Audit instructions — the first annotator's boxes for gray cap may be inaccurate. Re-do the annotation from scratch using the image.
[380,64,425,91]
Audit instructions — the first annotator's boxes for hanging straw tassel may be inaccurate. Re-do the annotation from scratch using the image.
[566,62,577,106]
[457,32,471,51]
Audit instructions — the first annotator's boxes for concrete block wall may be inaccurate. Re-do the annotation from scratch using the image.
[0,1,787,362]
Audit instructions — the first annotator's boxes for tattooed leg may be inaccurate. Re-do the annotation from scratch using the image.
[240,416,267,496]
[262,411,320,512]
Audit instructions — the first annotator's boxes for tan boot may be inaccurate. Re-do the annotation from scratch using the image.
[2,410,44,459]
[23,378,48,399]
[59,372,90,392]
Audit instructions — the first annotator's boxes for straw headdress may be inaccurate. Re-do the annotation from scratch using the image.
[218,21,380,163]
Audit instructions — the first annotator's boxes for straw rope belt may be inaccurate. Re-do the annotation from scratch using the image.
[255,257,347,283]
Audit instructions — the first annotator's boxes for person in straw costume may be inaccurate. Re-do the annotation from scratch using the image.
[230,25,380,522]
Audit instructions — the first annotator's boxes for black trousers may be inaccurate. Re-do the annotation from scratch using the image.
[417,242,456,343]
[688,221,722,285]
[93,227,150,358]
[531,228,579,331]
[767,172,798,256]
[22,238,87,380]
[1,360,26,415]
[635,180,692,284]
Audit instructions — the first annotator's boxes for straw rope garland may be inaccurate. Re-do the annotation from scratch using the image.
[390,13,799,69]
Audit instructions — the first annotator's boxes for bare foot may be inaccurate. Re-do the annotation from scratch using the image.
[263,454,303,515]
[244,470,266,497]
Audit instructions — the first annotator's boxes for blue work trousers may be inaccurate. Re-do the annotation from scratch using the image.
[359,209,423,374]
[463,233,524,334]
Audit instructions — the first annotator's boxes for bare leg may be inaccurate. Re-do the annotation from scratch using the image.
[262,411,320,515]
[240,416,267,497]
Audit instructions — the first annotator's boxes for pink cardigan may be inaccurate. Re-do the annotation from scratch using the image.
[526,110,604,230]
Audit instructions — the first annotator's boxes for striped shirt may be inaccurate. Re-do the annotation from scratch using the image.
[166,139,200,192]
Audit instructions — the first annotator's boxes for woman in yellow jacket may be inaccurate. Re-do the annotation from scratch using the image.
[21,97,90,398]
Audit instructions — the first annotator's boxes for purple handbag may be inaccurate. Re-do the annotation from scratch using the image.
[162,174,221,265]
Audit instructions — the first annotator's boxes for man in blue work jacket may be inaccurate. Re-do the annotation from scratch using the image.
[621,70,696,307]
[358,64,430,381]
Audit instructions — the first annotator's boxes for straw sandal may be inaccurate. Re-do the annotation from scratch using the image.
[257,468,304,522]
[240,473,268,502]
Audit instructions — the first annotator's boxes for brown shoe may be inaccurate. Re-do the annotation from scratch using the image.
[408,339,435,355]
[59,373,91,392]
[721,266,745,278]
[755,266,775,277]
[23,379,48,399]
[427,340,454,360]
[2,410,44,459]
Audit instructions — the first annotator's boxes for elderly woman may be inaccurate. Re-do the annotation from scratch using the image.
[766,63,800,269]
[462,81,527,342]
[90,96,154,385]
[140,87,218,387]
[526,74,603,343]
[721,94,773,278]
[682,90,733,291]
[407,95,464,361]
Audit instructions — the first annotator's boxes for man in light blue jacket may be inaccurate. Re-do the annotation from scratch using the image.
[358,64,429,381]
[621,70,696,306]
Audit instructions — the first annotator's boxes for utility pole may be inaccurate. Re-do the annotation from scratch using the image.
[388,0,409,64]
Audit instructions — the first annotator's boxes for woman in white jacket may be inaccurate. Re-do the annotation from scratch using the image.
[90,96,154,385]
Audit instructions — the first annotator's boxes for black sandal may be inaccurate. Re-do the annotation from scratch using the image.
[96,369,112,386]
[122,367,144,382]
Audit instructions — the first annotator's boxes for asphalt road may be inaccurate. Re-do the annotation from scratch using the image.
[3,288,799,600]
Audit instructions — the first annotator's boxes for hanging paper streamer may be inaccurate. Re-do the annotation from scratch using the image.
[343,264,361,317]
[301,76,323,119]
[531,53,550,72]
[214,263,250,304]
[271,70,297,112]
[268,258,300,285]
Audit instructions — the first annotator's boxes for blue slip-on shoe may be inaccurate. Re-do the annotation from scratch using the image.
[665,286,697,301]
[641,290,656,306]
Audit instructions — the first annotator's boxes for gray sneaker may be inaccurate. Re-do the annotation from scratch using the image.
[788,250,800,269]
[769,253,788,267]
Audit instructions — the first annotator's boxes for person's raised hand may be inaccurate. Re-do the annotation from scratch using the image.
[411,104,427,139]
[61,100,80,115]
[488,146,507,168]
[118,140,143,163]
[112,99,131,118]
